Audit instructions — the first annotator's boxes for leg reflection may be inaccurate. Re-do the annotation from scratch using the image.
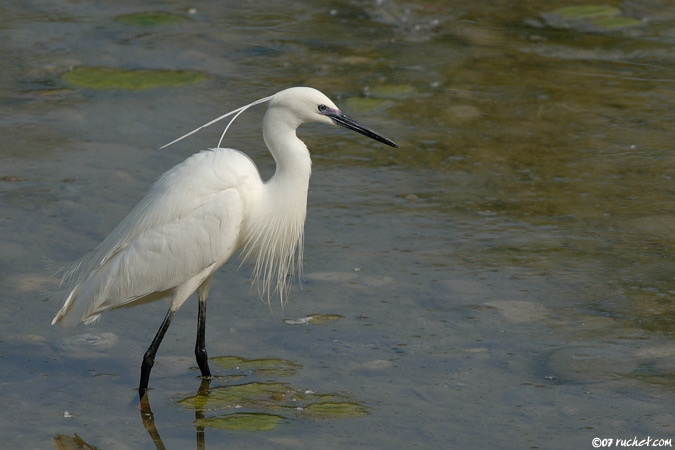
[140,394,167,450]
[139,379,212,450]
[195,378,211,450]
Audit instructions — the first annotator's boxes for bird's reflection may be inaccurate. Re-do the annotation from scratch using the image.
[54,368,365,449]
[140,378,212,450]
[51,433,100,450]
[139,393,166,450]
[52,380,212,450]
[194,379,210,449]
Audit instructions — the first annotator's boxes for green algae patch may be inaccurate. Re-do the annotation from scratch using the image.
[344,97,390,113]
[542,5,642,32]
[116,12,188,26]
[178,381,369,417]
[178,382,299,411]
[552,5,620,19]
[344,84,414,112]
[61,67,208,90]
[195,413,284,431]
[283,314,345,325]
[211,356,301,377]
[176,379,370,430]
[302,401,369,419]
[367,84,415,99]
[179,384,369,426]
[590,15,641,30]
[176,354,370,431]
[307,314,344,325]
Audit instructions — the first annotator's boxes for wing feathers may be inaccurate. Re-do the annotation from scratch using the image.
[53,149,258,327]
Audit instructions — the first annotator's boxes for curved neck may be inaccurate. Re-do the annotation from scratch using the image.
[263,107,312,185]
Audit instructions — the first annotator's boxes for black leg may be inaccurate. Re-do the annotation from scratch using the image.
[140,309,176,399]
[195,292,211,378]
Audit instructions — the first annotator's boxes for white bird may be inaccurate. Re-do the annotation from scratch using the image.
[52,86,397,398]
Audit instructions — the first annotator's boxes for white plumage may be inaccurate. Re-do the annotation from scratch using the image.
[52,86,397,397]
[53,149,253,327]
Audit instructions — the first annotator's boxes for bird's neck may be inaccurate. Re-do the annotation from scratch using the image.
[263,109,312,187]
[240,110,312,305]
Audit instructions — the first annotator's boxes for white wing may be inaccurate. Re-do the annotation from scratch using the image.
[53,148,262,327]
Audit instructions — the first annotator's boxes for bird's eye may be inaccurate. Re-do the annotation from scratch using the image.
[318,104,327,112]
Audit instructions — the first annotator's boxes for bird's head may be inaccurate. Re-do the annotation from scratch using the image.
[160,86,398,150]
[269,87,398,148]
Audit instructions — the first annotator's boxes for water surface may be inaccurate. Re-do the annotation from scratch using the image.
[1,0,674,448]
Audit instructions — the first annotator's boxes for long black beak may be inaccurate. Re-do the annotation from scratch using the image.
[324,108,398,148]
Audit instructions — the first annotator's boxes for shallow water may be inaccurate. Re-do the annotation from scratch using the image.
[1,0,674,448]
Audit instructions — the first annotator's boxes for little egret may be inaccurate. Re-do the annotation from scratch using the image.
[52,86,397,398]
